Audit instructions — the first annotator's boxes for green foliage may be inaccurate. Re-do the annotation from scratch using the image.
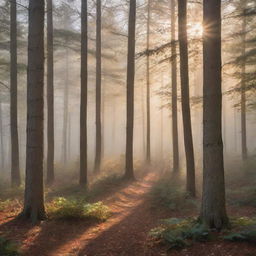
[223,217,256,243]
[150,176,198,211]
[224,227,256,243]
[149,218,210,249]
[0,237,19,256]
[47,197,111,221]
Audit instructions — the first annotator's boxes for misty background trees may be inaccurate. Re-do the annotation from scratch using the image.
[0,0,255,228]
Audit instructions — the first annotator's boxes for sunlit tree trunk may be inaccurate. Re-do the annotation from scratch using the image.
[46,0,54,185]
[171,0,179,173]
[10,0,21,187]
[80,0,88,186]
[177,0,195,196]
[200,0,229,229]
[21,0,46,223]
[146,0,151,164]
[125,0,136,180]
[140,82,146,158]
[94,0,102,173]
[241,0,247,161]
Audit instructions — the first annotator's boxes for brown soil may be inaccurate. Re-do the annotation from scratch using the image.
[0,172,255,256]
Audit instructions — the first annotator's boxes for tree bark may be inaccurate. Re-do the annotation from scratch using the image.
[200,0,229,229]
[171,0,179,173]
[46,0,54,185]
[62,47,69,165]
[125,0,136,180]
[21,0,46,223]
[94,0,102,173]
[10,0,21,187]
[146,0,151,164]
[80,0,88,186]
[177,0,195,196]
[0,102,4,170]
[241,0,247,162]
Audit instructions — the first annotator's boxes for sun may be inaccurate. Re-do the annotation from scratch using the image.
[188,22,203,39]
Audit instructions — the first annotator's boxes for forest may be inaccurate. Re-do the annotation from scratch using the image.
[0,0,256,255]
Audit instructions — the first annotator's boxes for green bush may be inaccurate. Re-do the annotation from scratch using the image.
[0,237,19,256]
[149,218,210,249]
[47,197,111,221]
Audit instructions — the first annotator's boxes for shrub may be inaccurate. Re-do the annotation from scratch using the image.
[149,218,210,249]
[47,197,111,221]
[0,237,19,256]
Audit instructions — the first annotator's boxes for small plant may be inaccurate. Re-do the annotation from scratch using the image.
[223,217,256,243]
[47,197,111,221]
[149,218,210,249]
[0,237,19,256]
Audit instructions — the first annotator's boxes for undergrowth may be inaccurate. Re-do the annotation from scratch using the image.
[149,218,211,249]
[47,197,111,221]
[0,237,19,256]
[150,175,198,211]
[149,216,256,250]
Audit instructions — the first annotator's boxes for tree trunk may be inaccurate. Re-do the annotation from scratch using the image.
[46,0,54,185]
[62,47,69,165]
[21,0,46,223]
[94,0,102,173]
[80,0,88,186]
[171,0,179,173]
[200,0,229,229]
[125,0,136,180]
[146,0,151,164]
[0,102,4,170]
[177,0,195,196]
[241,0,247,162]
[10,0,21,187]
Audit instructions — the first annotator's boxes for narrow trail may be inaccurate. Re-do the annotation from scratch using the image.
[19,172,166,256]
[57,172,163,256]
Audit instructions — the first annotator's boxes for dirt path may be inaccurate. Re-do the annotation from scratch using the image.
[53,172,165,256]
[0,172,166,256]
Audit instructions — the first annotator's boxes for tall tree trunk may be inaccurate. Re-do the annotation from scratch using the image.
[21,0,46,223]
[241,0,247,161]
[200,0,229,229]
[10,0,21,187]
[94,0,102,173]
[177,0,195,196]
[62,48,69,165]
[80,0,88,186]
[160,72,164,160]
[46,0,54,185]
[171,0,179,173]
[140,81,146,158]
[146,0,151,164]
[125,0,136,180]
[0,102,4,170]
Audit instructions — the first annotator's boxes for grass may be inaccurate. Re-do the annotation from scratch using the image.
[47,197,111,221]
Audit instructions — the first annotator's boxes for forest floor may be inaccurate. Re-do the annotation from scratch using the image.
[0,171,256,256]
